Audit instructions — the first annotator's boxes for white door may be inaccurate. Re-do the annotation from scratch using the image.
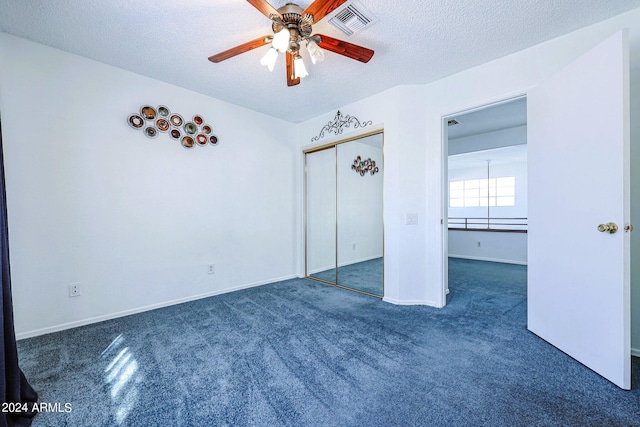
[528,30,631,389]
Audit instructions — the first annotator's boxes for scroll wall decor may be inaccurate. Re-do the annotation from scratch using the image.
[352,156,379,176]
[311,110,373,142]
[127,105,219,149]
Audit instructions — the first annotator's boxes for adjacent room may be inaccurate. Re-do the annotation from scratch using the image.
[446,98,528,298]
[1,1,640,425]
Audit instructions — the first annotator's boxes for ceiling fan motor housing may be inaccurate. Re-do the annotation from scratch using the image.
[278,2,304,16]
[272,3,314,54]
[208,0,375,86]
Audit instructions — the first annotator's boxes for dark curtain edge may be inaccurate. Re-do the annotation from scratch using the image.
[0,114,38,427]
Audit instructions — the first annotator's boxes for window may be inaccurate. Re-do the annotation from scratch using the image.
[449,176,515,207]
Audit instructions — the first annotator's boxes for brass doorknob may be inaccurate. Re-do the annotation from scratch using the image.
[598,222,618,234]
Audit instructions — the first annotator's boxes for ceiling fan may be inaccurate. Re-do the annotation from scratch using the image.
[208,0,375,87]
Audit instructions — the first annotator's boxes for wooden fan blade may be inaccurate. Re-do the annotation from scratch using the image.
[286,52,300,87]
[303,0,347,22]
[208,36,270,63]
[247,0,281,19]
[316,34,374,63]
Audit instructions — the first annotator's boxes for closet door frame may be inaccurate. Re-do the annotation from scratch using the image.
[304,129,384,298]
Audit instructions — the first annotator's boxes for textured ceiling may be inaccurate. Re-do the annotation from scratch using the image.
[2,0,640,123]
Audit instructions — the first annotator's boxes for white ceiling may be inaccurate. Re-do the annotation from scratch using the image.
[448,97,527,139]
[2,0,640,123]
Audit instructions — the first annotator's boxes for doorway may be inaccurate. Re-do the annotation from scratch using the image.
[443,97,528,302]
[439,31,632,391]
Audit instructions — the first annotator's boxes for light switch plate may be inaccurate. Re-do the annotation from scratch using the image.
[406,213,418,225]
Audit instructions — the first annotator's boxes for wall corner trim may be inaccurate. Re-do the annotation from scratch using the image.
[382,297,440,307]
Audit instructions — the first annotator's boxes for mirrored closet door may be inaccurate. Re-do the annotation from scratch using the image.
[306,147,337,283]
[305,131,384,297]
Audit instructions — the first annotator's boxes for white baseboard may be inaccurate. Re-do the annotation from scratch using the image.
[632,347,640,358]
[308,264,333,275]
[382,297,440,307]
[16,274,297,340]
[448,254,527,265]
[339,255,382,268]
[308,255,383,275]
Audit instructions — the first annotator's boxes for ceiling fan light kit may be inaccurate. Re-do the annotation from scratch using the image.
[208,0,374,86]
[306,39,325,64]
[293,54,309,79]
[272,27,291,52]
[260,47,279,71]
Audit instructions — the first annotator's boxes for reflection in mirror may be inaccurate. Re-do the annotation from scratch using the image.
[336,134,383,296]
[306,147,337,283]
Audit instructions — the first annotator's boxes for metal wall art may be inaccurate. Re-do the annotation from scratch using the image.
[127,105,219,149]
[352,156,379,176]
[311,111,373,142]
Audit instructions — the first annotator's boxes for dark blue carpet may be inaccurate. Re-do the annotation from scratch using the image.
[17,258,640,426]
[310,257,383,296]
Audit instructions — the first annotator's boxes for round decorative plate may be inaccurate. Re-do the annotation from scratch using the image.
[141,106,156,120]
[193,115,204,126]
[128,114,145,129]
[144,127,158,138]
[184,122,197,135]
[201,125,212,135]
[195,134,207,145]
[156,118,170,132]
[209,135,219,146]
[170,114,184,127]
[182,136,195,149]
[170,129,182,140]
[157,106,170,117]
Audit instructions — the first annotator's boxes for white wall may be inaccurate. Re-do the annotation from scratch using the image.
[449,125,526,155]
[0,33,298,338]
[296,8,640,352]
[448,231,527,265]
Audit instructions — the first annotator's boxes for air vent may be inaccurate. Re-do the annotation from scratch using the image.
[328,1,378,36]
[448,119,460,126]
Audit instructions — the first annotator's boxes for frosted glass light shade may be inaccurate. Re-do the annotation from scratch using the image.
[260,47,278,72]
[272,28,290,52]
[307,40,325,64]
[293,55,309,79]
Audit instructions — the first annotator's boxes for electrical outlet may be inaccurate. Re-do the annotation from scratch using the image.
[352,243,356,250]
[208,264,215,275]
[477,242,481,247]
[69,282,81,297]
